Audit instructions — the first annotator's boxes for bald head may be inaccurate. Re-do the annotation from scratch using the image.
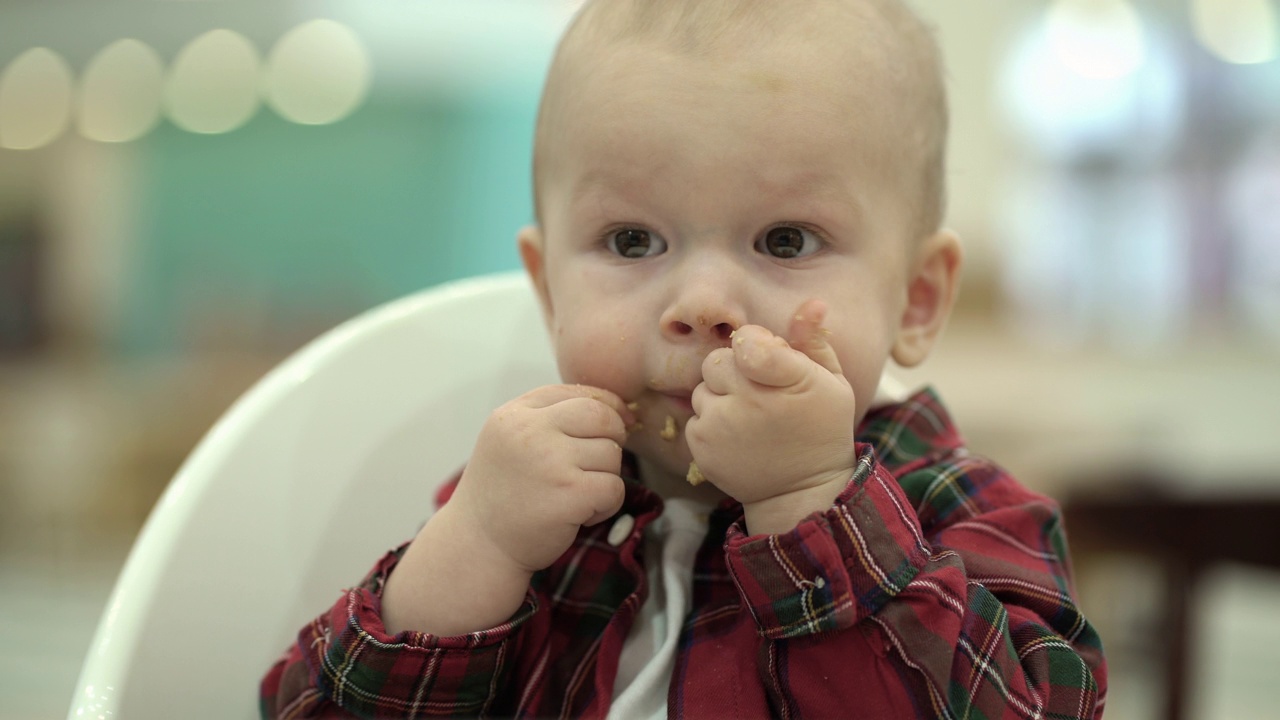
[532,0,949,237]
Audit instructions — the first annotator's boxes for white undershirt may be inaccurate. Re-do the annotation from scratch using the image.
[608,496,710,720]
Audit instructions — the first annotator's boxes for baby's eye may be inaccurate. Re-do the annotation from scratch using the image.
[756,226,820,259]
[607,228,667,258]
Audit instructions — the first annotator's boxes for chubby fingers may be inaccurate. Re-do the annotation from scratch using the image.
[522,387,629,523]
[522,381,632,420]
[549,397,630,446]
[786,299,843,375]
[580,470,627,526]
[699,347,737,397]
[728,324,812,388]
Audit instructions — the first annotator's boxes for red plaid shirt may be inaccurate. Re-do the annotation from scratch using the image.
[262,388,1106,718]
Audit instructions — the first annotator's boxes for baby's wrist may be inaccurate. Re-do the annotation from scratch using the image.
[741,469,851,535]
[381,503,533,636]
[446,502,538,578]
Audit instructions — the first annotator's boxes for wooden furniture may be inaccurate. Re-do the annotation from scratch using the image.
[1063,480,1280,720]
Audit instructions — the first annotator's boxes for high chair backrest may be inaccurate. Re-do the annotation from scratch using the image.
[68,271,557,720]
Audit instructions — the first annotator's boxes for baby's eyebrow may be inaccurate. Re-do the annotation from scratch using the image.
[750,168,858,203]
[571,167,652,199]
[568,177,655,217]
[563,163,867,237]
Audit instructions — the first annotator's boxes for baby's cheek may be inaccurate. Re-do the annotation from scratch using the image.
[553,327,645,398]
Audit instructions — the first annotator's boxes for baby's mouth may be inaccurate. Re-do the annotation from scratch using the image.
[660,392,694,415]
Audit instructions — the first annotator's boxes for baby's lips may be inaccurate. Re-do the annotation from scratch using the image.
[623,400,642,432]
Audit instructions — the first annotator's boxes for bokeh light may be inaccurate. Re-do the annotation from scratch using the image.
[77,39,166,143]
[1191,0,1279,65]
[999,2,1183,162]
[1045,0,1146,81]
[164,29,261,134]
[0,47,75,150]
[264,19,372,126]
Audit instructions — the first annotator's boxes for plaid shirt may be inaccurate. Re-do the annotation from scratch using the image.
[262,388,1106,719]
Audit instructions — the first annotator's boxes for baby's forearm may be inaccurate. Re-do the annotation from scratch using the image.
[382,504,533,637]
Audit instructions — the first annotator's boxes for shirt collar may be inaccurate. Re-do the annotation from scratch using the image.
[857,386,964,473]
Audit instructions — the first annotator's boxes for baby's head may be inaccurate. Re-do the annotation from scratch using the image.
[535,0,950,240]
[519,0,962,483]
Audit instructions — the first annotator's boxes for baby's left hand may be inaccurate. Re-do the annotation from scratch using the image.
[686,300,857,534]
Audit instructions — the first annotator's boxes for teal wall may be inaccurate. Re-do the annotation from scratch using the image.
[116,95,537,354]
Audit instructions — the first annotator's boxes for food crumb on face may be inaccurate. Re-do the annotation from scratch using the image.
[660,415,678,441]
[626,401,639,411]
[686,462,706,486]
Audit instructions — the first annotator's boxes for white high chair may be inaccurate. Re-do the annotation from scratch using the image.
[68,271,558,720]
[68,270,907,719]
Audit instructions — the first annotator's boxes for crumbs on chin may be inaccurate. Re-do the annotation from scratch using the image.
[686,461,706,486]
[660,415,678,441]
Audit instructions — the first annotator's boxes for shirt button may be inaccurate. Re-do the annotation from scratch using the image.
[607,514,635,547]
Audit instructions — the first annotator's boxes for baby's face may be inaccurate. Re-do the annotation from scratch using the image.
[524,36,922,484]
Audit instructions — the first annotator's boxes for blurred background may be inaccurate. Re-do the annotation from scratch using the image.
[0,0,1277,717]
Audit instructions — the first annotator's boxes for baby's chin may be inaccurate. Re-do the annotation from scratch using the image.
[625,434,727,502]
[625,432,689,474]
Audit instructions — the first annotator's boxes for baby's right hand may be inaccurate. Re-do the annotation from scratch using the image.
[449,384,635,573]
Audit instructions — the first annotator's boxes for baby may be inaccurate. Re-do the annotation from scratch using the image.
[262,1,1107,717]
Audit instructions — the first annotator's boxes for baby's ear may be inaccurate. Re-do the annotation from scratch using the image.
[891,229,962,368]
[518,225,554,325]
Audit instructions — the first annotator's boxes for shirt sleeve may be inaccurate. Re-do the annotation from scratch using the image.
[259,544,538,719]
[722,443,1107,719]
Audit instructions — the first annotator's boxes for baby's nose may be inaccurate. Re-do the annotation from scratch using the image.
[660,261,746,345]
[663,309,740,347]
